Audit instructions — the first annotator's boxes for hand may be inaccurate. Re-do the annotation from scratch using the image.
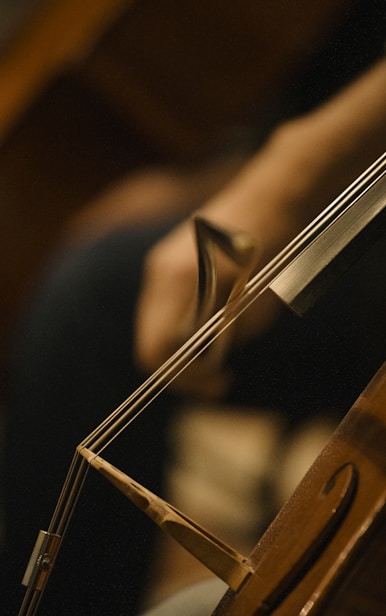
[134,58,386,396]
[133,126,311,395]
[133,219,280,396]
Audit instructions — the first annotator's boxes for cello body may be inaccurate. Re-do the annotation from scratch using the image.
[213,362,386,615]
[1,3,385,614]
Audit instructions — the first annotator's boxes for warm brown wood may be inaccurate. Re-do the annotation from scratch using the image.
[213,362,386,615]
[0,0,347,152]
[0,0,130,142]
[0,0,350,390]
[81,0,347,156]
[77,446,254,591]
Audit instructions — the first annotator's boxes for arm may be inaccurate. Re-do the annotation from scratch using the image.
[134,58,386,385]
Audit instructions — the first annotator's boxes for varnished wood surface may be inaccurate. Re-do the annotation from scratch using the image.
[213,362,386,615]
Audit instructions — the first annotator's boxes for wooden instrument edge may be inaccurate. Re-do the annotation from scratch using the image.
[213,361,386,615]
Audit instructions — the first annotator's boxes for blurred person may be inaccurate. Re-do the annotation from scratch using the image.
[1,4,386,616]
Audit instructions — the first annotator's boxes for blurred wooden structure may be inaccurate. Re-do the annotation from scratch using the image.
[0,0,349,387]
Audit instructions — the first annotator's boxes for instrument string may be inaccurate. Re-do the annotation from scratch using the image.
[79,151,385,456]
[21,153,385,613]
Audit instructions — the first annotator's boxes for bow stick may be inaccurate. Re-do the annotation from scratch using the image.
[18,152,386,615]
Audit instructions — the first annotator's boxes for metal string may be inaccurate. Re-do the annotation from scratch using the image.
[19,152,385,615]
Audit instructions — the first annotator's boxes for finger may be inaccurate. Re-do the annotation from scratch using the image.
[134,225,198,371]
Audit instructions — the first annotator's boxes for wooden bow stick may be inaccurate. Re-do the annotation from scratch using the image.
[18,153,385,615]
